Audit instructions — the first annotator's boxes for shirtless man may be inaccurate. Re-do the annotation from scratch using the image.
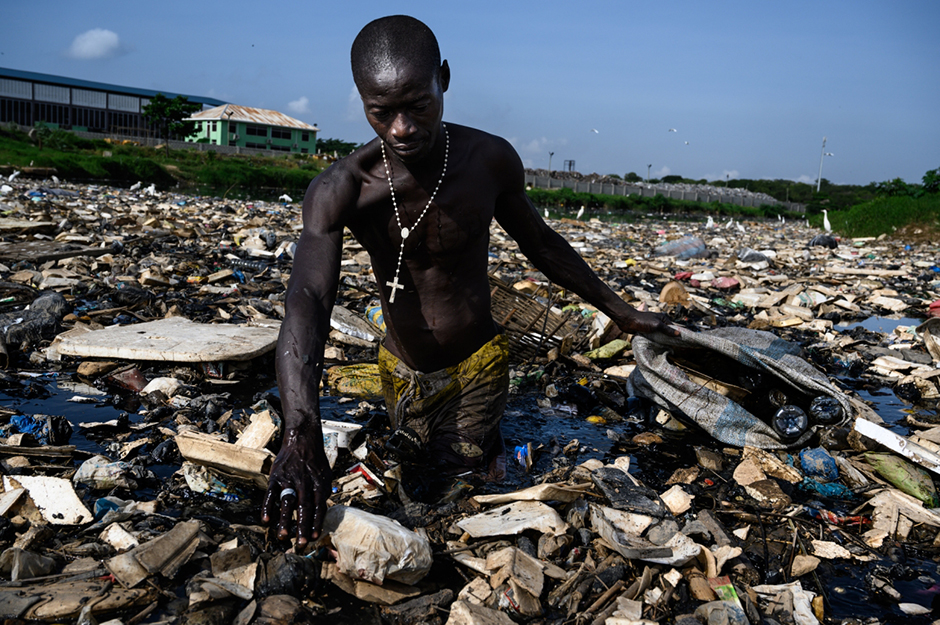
[262,15,677,545]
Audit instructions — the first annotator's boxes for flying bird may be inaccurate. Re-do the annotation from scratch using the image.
[590,129,599,134]
[668,128,677,132]
[822,209,832,233]
[684,141,689,145]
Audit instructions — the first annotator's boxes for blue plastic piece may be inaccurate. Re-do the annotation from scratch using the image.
[800,447,839,483]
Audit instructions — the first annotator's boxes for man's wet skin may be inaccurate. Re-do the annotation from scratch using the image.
[263,15,678,546]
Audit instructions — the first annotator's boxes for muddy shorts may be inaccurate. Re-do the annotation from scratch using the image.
[379,334,509,472]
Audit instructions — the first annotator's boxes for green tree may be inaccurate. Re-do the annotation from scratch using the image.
[923,167,940,194]
[317,137,361,157]
[623,172,642,182]
[142,94,201,156]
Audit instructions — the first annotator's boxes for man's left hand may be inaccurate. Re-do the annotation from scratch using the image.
[617,309,681,337]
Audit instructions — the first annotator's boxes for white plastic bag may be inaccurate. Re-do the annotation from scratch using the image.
[323,505,433,585]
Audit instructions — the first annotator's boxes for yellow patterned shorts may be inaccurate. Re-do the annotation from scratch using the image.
[379,334,509,471]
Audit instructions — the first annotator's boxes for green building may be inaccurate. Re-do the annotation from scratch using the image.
[187,104,318,154]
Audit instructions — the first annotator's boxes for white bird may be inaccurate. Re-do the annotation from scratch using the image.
[822,209,832,233]
[782,216,786,225]
[736,221,746,234]
[590,129,599,134]
[668,128,677,132]
[129,181,142,191]
[8,171,19,182]
[144,184,156,196]
[706,216,714,228]
[684,141,689,145]
[0,185,11,195]
[543,208,549,219]
[726,218,734,229]
[576,205,585,219]
[279,193,293,203]
[51,175,59,185]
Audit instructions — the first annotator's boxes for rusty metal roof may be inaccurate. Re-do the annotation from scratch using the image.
[189,104,318,131]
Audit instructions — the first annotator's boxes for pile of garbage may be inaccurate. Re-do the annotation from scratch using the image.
[0,176,939,623]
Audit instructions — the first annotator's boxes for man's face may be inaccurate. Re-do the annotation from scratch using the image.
[359,62,446,164]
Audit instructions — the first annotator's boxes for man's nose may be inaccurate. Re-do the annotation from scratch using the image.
[390,113,417,140]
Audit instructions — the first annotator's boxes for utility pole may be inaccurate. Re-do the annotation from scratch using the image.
[548,152,554,175]
[647,164,652,182]
[817,137,833,193]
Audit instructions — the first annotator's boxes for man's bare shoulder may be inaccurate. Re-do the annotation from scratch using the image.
[448,124,522,187]
[449,124,516,158]
[303,140,383,221]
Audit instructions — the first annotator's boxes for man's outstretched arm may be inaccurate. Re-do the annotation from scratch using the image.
[262,167,352,544]
[492,144,678,337]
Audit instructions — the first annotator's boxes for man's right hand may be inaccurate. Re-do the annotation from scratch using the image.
[261,428,333,546]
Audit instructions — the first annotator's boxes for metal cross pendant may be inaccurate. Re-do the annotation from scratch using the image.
[386,276,404,303]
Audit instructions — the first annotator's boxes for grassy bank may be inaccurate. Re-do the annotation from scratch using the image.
[525,186,799,220]
[825,194,940,238]
[0,125,324,199]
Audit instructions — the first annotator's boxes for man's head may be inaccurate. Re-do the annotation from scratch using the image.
[351,15,442,92]
[352,16,450,163]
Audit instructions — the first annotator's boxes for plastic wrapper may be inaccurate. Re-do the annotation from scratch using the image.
[322,505,433,586]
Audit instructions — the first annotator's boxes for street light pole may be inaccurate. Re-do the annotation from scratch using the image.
[647,164,652,183]
[816,137,834,193]
[548,152,554,175]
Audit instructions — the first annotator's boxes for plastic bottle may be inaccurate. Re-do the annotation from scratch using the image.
[772,405,808,441]
[809,396,844,425]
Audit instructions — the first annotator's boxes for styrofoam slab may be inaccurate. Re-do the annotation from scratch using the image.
[54,317,279,362]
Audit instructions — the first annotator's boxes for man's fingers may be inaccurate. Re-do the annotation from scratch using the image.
[261,488,278,524]
[311,493,329,541]
[297,503,313,545]
[277,491,297,540]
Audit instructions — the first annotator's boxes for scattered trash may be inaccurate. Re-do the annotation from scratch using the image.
[0,177,937,621]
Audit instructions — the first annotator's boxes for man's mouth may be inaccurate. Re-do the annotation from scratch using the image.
[391,142,423,157]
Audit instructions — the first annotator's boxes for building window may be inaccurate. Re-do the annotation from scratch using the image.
[246,125,266,137]
[246,141,267,149]
[301,132,309,142]
[271,127,291,140]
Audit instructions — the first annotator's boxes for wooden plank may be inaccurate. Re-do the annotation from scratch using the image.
[53,317,279,362]
[824,266,910,277]
[175,430,272,488]
[0,240,110,262]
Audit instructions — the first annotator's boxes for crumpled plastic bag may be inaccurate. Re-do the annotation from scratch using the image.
[321,505,432,586]
[0,547,56,581]
[72,455,138,490]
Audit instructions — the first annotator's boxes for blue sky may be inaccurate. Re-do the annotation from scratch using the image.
[2,1,937,185]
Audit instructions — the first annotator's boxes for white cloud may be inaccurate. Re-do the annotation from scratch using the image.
[654,166,671,178]
[796,174,816,184]
[67,28,124,60]
[287,96,310,115]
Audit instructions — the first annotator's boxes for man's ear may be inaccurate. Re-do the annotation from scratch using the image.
[440,60,450,93]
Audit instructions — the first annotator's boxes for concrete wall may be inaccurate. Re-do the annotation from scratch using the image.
[525,174,805,213]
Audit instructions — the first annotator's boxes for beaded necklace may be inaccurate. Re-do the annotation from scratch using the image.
[379,123,449,303]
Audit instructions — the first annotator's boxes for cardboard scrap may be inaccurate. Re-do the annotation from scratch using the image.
[1,476,93,525]
[52,316,279,362]
[457,501,569,538]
